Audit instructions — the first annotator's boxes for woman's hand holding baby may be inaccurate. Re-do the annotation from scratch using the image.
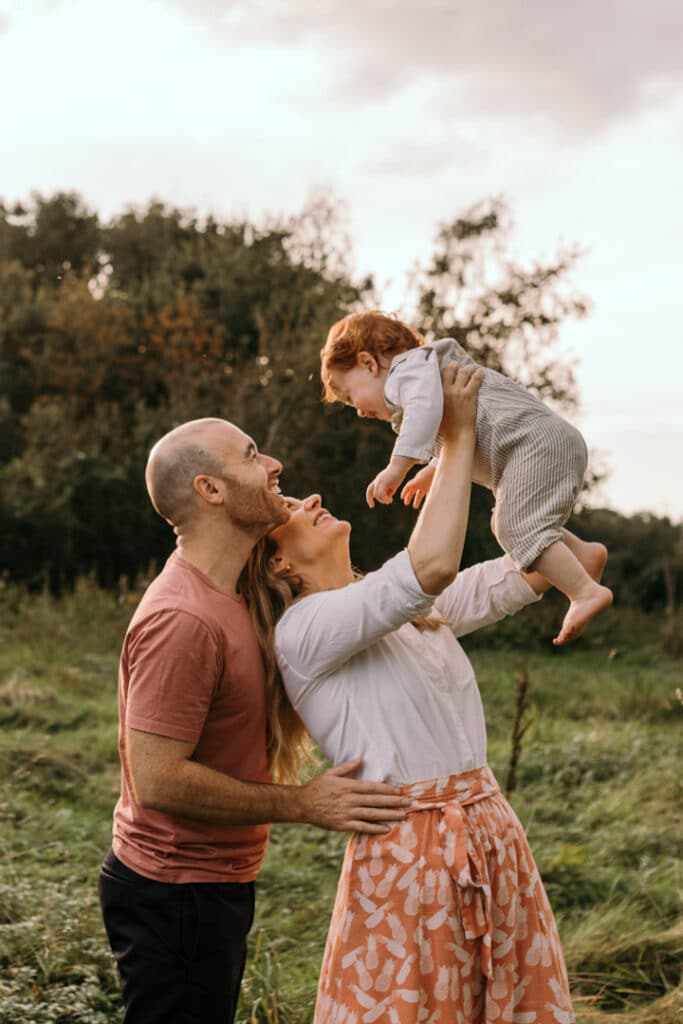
[439,363,484,440]
[367,365,483,510]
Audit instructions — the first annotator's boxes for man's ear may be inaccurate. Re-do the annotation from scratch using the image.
[193,474,224,506]
[358,351,380,376]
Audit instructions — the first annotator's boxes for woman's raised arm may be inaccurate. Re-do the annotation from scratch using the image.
[407,364,483,595]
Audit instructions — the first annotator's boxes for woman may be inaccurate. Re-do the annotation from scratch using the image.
[244,365,575,1023]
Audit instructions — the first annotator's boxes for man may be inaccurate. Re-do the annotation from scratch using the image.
[98,417,408,1024]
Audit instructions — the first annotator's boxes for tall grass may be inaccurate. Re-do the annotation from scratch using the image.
[0,579,680,1023]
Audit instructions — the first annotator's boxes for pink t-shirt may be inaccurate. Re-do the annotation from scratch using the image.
[112,552,270,883]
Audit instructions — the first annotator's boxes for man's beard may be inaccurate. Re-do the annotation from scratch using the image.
[225,480,286,533]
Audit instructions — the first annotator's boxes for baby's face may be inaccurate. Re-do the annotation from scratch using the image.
[328,364,392,422]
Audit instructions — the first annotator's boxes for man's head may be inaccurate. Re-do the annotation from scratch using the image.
[145,418,288,537]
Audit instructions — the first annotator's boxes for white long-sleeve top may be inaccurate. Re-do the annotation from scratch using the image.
[274,551,542,784]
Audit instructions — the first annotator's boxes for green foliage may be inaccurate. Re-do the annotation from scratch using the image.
[0,190,593,589]
[409,197,588,407]
[1,189,682,619]
[0,587,681,1022]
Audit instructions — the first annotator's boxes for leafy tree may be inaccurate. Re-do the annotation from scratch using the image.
[0,192,101,283]
[408,198,588,408]
[1,187,679,623]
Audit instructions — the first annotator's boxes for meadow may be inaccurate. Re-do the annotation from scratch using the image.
[0,580,680,1024]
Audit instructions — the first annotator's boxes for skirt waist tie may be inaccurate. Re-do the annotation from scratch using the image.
[407,766,499,980]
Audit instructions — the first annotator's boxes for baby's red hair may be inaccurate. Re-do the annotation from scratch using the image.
[321,311,424,402]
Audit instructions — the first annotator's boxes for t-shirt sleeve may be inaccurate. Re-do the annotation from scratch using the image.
[432,555,543,638]
[124,609,222,745]
[275,549,435,683]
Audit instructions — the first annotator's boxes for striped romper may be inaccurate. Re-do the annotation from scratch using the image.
[385,339,588,571]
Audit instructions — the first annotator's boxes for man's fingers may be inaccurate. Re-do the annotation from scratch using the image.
[349,820,396,835]
[350,804,408,818]
[348,790,409,806]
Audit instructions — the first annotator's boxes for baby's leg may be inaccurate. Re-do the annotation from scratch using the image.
[560,528,608,583]
[490,431,610,644]
[532,541,612,645]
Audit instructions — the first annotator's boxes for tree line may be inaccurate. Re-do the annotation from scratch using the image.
[0,191,680,628]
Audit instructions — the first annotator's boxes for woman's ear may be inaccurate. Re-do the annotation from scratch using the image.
[268,552,291,576]
[358,351,380,376]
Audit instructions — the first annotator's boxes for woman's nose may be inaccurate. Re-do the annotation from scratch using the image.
[303,494,321,510]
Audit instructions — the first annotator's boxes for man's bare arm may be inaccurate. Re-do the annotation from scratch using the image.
[127,728,409,835]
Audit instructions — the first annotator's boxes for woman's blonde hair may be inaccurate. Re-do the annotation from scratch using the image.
[321,311,424,402]
[239,536,315,784]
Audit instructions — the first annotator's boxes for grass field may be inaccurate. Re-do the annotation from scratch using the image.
[0,580,681,1023]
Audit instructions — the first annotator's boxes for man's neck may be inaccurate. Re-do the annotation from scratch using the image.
[176,526,257,594]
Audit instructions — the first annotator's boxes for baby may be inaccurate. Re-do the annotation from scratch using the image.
[321,310,612,645]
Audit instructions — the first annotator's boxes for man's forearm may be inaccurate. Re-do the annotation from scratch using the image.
[137,756,307,826]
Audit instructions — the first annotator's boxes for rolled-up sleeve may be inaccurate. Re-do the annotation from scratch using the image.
[275,550,435,680]
[433,555,542,638]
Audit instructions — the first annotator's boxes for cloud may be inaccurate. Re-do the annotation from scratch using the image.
[363,134,487,178]
[163,0,683,135]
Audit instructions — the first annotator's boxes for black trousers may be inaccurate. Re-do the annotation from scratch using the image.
[98,848,255,1024]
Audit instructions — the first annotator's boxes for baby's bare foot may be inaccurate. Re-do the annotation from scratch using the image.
[553,583,613,646]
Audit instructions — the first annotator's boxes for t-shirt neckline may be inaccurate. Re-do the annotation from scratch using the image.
[170,551,245,604]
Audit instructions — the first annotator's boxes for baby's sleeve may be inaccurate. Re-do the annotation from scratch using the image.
[385,348,444,462]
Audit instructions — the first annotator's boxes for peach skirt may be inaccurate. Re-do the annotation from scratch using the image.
[314,766,574,1024]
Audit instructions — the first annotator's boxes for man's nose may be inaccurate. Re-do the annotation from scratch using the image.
[263,454,283,474]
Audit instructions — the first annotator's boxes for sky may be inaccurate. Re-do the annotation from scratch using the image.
[2,0,682,520]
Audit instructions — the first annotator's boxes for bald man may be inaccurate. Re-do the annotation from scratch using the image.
[98,419,408,1024]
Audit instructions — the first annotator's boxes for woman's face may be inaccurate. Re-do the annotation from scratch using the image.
[269,494,351,572]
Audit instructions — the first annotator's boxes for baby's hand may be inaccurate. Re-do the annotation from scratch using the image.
[366,461,411,508]
[401,463,436,510]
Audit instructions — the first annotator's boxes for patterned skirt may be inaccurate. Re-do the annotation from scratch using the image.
[314,766,574,1024]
